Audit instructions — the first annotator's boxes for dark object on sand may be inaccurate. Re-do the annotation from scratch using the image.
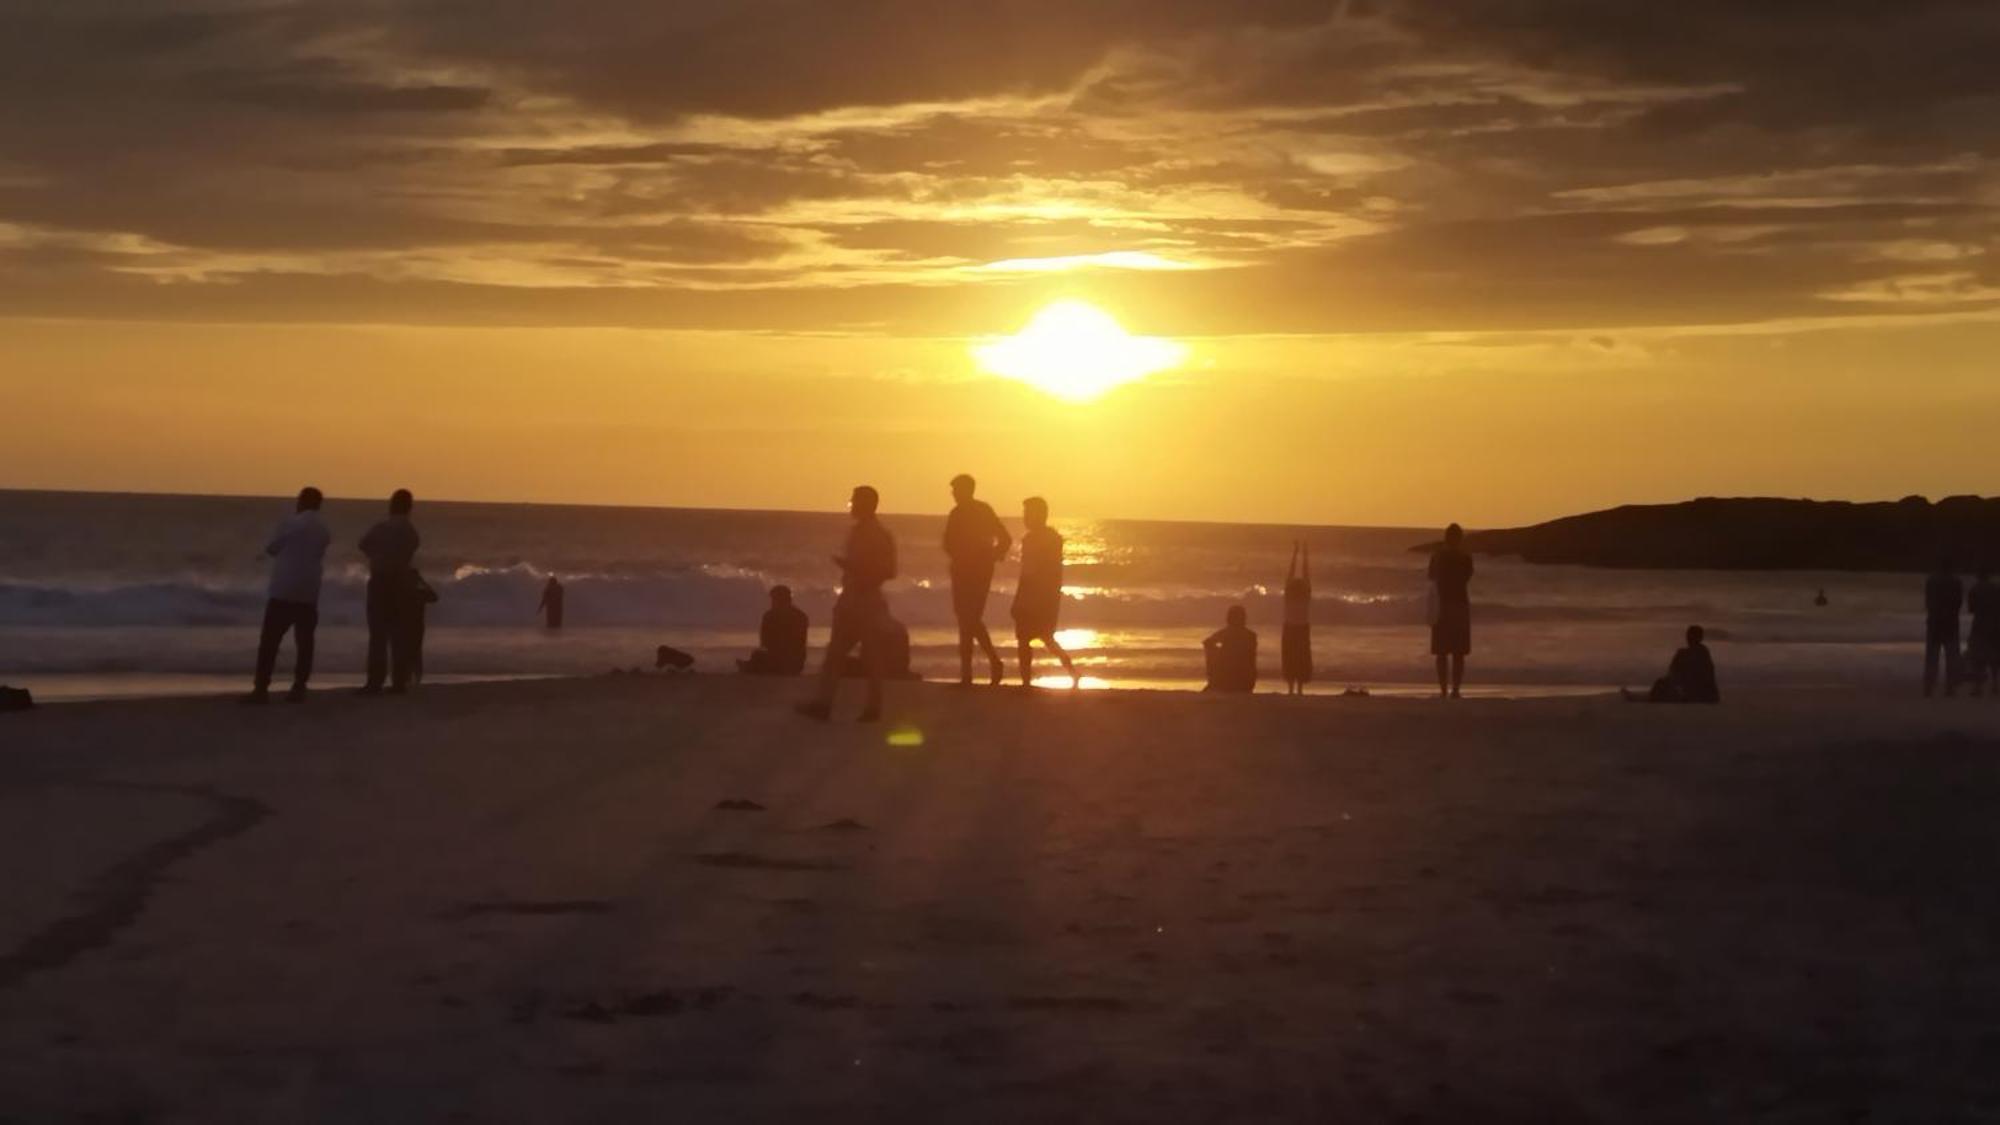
[714,799,767,812]
[1626,626,1721,704]
[656,646,695,671]
[0,685,31,712]
[1412,495,2000,572]
[1342,687,1370,698]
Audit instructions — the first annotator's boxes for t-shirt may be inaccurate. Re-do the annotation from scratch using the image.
[1205,625,1258,691]
[1925,573,1963,624]
[1428,548,1473,606]
[840,518,898,599]
[1968,582,2000,642]
[359,515,420,575]
[265,510,331,604]
[1015,528,1065,614]
[761,605,809,672]
[1669,643,1720,703]
[943,500,1010,572]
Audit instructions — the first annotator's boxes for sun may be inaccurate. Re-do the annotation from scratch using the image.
[972,301,1186,402]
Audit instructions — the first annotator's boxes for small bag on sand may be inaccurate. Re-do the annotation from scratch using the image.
[0,685,33,712]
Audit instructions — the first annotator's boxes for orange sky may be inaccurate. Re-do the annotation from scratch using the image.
[3,3,1997,526]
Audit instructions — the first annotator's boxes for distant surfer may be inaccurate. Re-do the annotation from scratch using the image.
[538,575,565,629]
[1814,587,1829,608]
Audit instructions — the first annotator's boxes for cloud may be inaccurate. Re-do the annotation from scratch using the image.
[0,0,1994,333]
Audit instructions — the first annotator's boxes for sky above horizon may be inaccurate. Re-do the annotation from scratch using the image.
[3,1,1997,527]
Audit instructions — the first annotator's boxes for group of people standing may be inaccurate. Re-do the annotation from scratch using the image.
[794,475,1082,722]
[245,488,433,703]
[1923,560,2000,698]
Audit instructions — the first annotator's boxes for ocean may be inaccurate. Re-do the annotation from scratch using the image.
[0,490,1938,701]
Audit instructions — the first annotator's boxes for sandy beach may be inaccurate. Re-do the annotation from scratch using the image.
[3,677,1999,1122]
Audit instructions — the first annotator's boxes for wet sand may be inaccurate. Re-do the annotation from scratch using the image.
[3,677,1999,1122]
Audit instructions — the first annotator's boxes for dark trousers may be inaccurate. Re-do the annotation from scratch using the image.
[366,573,416,690]
[1925,621,1961,696]
[254,599,318,692]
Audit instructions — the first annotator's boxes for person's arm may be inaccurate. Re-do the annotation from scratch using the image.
[358,522,381,562]
[1302,542,1311,592]
[991,509,1012,563]
[265,518,291,558]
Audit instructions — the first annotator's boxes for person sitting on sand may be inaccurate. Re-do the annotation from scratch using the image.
[1967,568,2000,698]
[1011,496,1079,689]
[844,617,918,679]
[740,585,809,676]
[1204,605,1258,693]
[1428,523,1474,700]
[1628,625,1720,704]
[1282,540,1313,696]
[797,485,898,722]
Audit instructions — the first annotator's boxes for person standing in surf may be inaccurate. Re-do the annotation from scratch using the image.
[1282,540,1313,696]
[244,486,331,704]
[797,485,898,722]
[943,473,1011,686]
[1012,496,1079,689]
[1428,523,1474,699]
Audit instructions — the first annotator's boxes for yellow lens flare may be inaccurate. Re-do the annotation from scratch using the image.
[972,301,1186,402]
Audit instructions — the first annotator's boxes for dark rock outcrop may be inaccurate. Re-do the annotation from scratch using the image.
[1415,496,2000,572]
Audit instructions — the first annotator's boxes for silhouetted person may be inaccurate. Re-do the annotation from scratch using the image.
[1282,540,1313,696]
[846,617,917,679]
[1429,523,1474,699]
[1924,557,1963,698]
[1204,605,1258,693]
[798,485,897,722]
[1631,625,1720,703]
[358,489,420,695]
[1012,496,1078,688]
[538,576,565,629]
[943,473,1011,685]
[245,486,331,705]
[740,585,809,676]
[1814,587,1829,608]
[1967,567,2000,698]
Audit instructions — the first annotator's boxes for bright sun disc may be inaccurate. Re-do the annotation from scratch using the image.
[973,301,1185,402]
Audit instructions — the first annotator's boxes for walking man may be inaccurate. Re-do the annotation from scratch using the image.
[245,486,331,704]
[943,473,1010,685]
[359,489,421,695]
[797,485,898,722]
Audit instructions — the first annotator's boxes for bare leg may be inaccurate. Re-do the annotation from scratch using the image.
[1450,655,1465,698]
[859,628,885,720]
[973,622,1003,684]
[1435,655,1449,698]
[1041,633,1079,687]
[809,623,860,711]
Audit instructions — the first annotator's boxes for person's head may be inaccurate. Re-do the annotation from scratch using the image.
[849,485,879,519]
[1686,624,1705,646]
[1227,604,1247,628]
[1444,523,1464,548]
[389,488,414,515]
[1022,496,1049,529]
[770,584,793,607]
[950,473,976,503]
[295,487,323,512]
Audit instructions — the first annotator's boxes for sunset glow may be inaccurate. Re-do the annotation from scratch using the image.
[972,301,1187,402]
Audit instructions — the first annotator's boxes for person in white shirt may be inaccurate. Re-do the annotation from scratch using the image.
[245,487,332,704]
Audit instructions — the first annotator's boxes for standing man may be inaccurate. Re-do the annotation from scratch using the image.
[359,489,421,696]
[1924,556,1963,698]
[943,473,1011,686]
[244,486,331,704]
[798,485,898,722]
[538,575,565,630]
